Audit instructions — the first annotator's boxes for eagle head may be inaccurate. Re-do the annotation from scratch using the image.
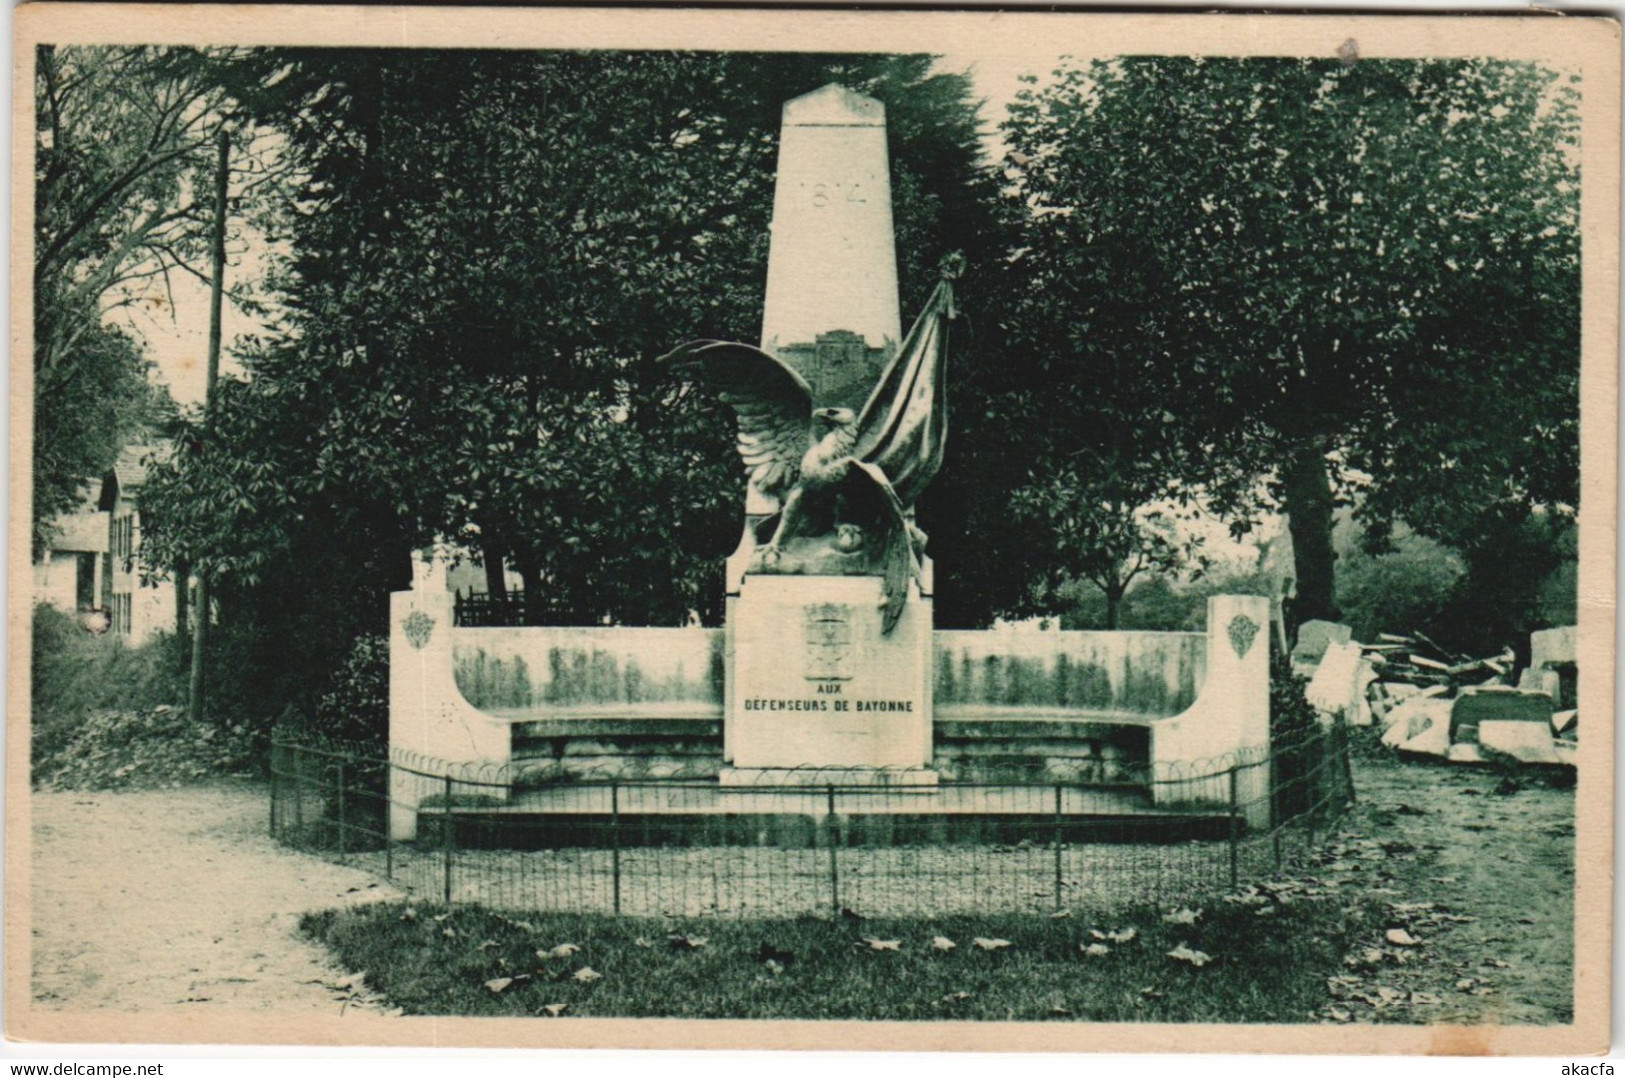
[813,407,856,430]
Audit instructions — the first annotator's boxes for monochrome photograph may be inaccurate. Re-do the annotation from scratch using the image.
[8,4,1617,1055]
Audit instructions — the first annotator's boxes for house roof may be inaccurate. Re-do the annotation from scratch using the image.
[99,444,172,510]
[49,510,109,553]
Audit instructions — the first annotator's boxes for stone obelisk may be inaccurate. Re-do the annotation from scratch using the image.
[722,84,935,787]
[759,84,902,410]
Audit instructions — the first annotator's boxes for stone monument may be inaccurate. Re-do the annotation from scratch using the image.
[664,84,950,786]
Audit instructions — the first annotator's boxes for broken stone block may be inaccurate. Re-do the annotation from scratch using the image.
[1306,641,1365,718]
[1293,620,1354,666]
[1449,687,1555,745]
[1478,720,1560,764]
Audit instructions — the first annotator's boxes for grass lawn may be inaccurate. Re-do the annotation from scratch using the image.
[300,892,1375,1022]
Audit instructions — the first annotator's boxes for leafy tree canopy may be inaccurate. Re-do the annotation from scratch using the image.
[1000,56,1579,630]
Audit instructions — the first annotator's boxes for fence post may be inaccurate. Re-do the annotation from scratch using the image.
[293,749,304,831]
[384,761,395,881]
[1052,783,1064,909]
[611,781,622,916]
[1227,764,1240,890]
[826,785,840,917]
[442,773,455,907]
[268,745,279,839]
[336,760,348,864]
[1338,723,1357,806]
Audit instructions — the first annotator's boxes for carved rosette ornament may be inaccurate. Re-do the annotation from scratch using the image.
[402,610,435,651]
[1227,614,1259,660]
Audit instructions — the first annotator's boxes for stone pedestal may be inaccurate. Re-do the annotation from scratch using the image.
[723,574,934,782]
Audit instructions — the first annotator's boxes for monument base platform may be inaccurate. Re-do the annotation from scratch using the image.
[718,766,939,790]
[726,573,933,771]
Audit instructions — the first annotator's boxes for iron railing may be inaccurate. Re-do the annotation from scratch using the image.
[269,722,1353,918]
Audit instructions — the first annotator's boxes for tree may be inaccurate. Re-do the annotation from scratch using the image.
[1000,57,1580,632]
[31,46,279,552]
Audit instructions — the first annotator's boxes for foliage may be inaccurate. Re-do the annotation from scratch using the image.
[35,704,258,791]
[1000,57,1580,628]
[32,320,163,553]
[308,634,390,750]
[30,603,188,772]
[301,899,1368,1021]
[1061,568,1273,632]
[1434,511,1575,657]
[31,46,227,550]
[1335,536,1466,645]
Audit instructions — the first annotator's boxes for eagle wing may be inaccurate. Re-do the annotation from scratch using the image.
[662,340,814,498]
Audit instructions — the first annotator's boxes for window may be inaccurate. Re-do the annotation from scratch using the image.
[75,552,96,610]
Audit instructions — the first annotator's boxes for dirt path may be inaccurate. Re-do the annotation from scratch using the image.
[1320,751,1575,1025]
[30,781,402,1014]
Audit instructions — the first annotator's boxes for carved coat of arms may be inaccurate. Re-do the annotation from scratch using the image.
[1227,614,1259,659]
[803,603,853,681]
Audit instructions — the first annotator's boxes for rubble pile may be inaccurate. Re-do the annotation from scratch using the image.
[1293,622,1576,769]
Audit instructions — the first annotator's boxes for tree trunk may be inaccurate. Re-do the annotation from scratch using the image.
[189,129,230,728]
[479,529,507,601]
[174,557,190,643]
[512,552,544,626]
[1281,437,1339,636]
[1103,582,1124,630]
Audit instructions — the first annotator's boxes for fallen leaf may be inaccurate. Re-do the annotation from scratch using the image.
[442,926,457,939]
[477,940,499,952]
[1050,1005,1072,1016]
[1049,909,1072,919]
[1454,978,1476,990]
[862,938,902,952]
[539,1003,568,1017]
[399,908,418,922]
[573,966,602,983]
[484,977,514,994]
[1163,908,1202,925]
[633,937,652,948]
[1091,927,1137,943]
[1327,1007,1352,1022]
[930,936,956,952]
[1082,943,1111,957]
[1167,943,1212,968]
[973,937,1013,952]
[1385,929,1422,947]
[763,959,785,976]
[542,943,581,959]
[432,913,453,923]
[668,934,709,951]
[940,991,971,1003]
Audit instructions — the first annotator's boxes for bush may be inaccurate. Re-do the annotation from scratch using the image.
[1335,537,1466,644]
[30,603,186,772]
[304,633,389,752]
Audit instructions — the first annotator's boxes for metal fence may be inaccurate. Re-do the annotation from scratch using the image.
[452,588,597,627]
[269,723,1353,917]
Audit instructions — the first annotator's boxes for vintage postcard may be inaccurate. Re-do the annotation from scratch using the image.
[8,3,1618,1056]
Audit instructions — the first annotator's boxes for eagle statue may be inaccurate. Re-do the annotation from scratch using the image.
[662,259,959,633]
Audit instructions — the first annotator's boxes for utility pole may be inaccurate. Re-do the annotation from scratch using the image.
[189,129,229,726]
